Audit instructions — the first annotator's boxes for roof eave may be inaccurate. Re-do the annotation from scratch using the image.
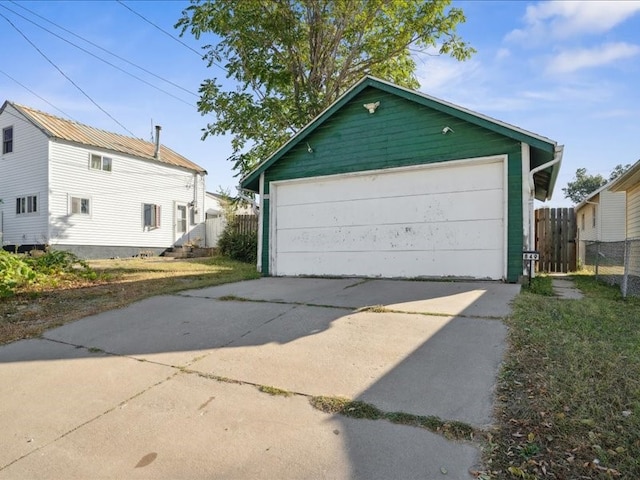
[610,159,640,192]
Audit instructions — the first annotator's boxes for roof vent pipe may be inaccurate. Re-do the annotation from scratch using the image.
[154,125,162,159]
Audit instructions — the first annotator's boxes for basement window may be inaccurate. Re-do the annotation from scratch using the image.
[143,203,161,229]
[90,153,112,172]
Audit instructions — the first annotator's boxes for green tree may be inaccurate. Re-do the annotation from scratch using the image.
[176,0,474,176]
[562,164,631,204]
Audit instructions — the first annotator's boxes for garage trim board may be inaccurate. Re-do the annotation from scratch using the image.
[269,156,508,280]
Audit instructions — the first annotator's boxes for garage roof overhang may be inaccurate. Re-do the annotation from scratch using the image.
[240,76,562,200]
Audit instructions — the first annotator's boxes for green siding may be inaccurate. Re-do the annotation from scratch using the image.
[261,87,525,281]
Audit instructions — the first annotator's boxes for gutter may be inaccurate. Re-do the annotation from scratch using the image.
[526,145,564,277]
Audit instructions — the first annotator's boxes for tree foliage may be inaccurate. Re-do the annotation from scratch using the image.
[562,164,631,204]
[176,0,474,175]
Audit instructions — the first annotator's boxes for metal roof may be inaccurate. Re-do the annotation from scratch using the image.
[4,101,206,174]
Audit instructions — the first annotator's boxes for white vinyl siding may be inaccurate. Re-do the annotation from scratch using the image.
[628,184,640,277]
[49,140,205,248]
[0,104,49,245]
[628,184,640,240]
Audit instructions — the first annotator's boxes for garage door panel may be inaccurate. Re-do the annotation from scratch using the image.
[276,250,503,279]
[277,219,503,253]
[277,188,503,230]
[272,159,505,279]
[276,160,503,207]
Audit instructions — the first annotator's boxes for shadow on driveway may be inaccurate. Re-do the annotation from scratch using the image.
[0,277,519,478]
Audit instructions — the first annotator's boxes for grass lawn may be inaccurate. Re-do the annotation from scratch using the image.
[484,274,640,479]
[0,256,260,345]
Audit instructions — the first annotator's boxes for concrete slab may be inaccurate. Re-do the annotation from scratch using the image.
[0,339,173,468]
[189,307,507,425]
[0,373,480,479]
[186,277,520,318]
[551,279,584,299]
[43,295,294,366]
[181,277,363,304]
[316,279,521,318]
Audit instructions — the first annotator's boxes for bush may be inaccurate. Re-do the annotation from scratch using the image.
[26,250,95,279]
[0,251,40,297]
[0,250,97,297]
[217,226,258,263]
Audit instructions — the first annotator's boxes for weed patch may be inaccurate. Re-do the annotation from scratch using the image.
[310,395,476,441]
[258,385,293,397]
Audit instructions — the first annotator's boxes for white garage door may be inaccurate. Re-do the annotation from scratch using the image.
[270,157,506,279]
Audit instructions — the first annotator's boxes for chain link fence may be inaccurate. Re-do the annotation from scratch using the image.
[584,239,640,298]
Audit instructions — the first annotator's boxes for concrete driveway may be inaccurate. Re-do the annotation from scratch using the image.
[0,278,519,479]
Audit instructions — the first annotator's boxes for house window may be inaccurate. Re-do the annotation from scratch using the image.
[143,203,161,228]
[71,197,90,215]
[592,205,597,228]
[16,195,37,214]
[3,126,13,154]
[90,154,112,171]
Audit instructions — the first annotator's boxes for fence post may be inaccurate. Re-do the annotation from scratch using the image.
[595,241,600,280]
[621,239,630,299]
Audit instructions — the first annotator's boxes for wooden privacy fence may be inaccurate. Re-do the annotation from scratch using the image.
[535,208,577,273]
[230,215,258,235]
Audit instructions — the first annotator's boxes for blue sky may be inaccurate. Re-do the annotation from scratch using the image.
[1,1,639,207]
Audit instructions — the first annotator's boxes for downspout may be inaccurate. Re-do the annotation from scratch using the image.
[527,145,564,275]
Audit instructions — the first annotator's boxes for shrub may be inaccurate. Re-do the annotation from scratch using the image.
[26,250,95,279]
[217,226,258,263]
[0,251,40,297]
[0,250,97,297]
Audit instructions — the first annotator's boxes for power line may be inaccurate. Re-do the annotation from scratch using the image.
[0,70,77,120]
[7,0,199,100]
[117,0,203,58]
[0,12,138,138]
[0,3,196,108]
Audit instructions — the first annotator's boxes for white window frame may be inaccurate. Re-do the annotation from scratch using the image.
[89,153,112,172]
[70,196,91,215]
[2,126,13,154]
[16,194,38,215]
[143,203,161,229]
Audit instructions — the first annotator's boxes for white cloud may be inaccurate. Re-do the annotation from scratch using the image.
[507,0,640,42]
[546,42,640,74]
[495,48,511,61]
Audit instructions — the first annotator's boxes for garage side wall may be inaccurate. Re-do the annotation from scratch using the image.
[261,87,524,282]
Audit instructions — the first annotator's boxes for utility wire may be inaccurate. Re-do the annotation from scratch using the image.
[117,0,203,57]
[0,12,138,138]
[8,0,199,99]
[0,70,77,120]
[0,3,196,108]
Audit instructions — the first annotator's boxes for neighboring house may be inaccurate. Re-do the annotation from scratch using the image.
[610,159,640,277]
[0,101,207,258]
[240,76,563,282]
[575,182,626,266]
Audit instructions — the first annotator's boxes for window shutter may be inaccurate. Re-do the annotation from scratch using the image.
[155,205,161,227]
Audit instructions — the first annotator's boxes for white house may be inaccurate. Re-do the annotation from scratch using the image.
[0,101,207,258]
[610,159,640,278]
[575,181,626,266]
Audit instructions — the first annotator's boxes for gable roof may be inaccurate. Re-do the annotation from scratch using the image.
[240,75,562,197]
[1,101,206,174]
[610,159,640,192]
